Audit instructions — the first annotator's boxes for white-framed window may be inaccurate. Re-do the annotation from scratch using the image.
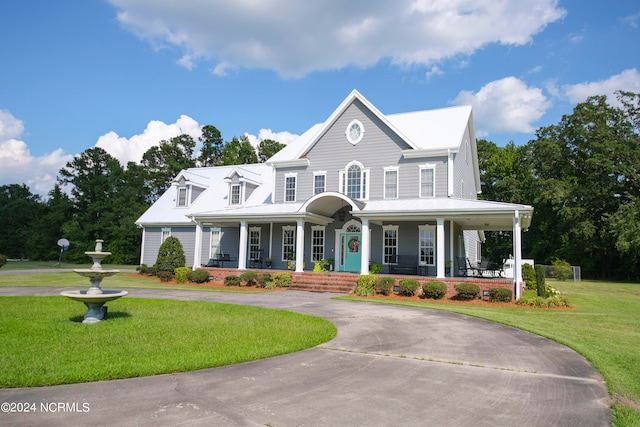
[339,161,369,200]
[311,226,325,261]
[177,187,188,207]
[230,184,241,205]
[210,228,223,256]
[285,173,297,202]
[313,171,326,195]
[249,227,261,261]
[419,164,435,198]
[345,119,364,145]
[282,226,296,261]
[383,225,398,265]
[419,225,435,266]
[161,228,171,243]
[384,166,399,199]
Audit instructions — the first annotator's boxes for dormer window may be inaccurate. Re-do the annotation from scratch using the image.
[230,184,241,205]
[177,187,188,207]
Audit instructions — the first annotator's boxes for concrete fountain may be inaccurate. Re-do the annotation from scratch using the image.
[61,239,128,324]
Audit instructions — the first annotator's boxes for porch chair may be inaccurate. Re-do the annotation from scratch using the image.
[456,257,479,277]
[249,249,263,268]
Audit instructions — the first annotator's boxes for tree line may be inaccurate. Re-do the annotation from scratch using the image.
[1,93,639,279]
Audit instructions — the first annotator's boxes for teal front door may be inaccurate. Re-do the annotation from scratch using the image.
[344,233,362,272]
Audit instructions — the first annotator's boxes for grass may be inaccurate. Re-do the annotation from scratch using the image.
[1,260,137,270]
[342,280,640,426]
[0,296,337,387]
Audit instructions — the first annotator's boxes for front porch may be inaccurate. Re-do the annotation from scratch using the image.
[202,267,516,298]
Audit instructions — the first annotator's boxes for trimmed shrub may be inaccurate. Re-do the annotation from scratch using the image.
[272,272,292,288]
[516,295,570,308]
[136,264,155,275]
[355,274,377,296]
[174,267,192,284]
[535,265,546,297]
[154,236,186,273]
[0,254,7,268]
[257,273,271,288]
[550,258,572,281]
[224,275,241,286]
[370,263,383,274]
[522,263,536,290]
[377,277,395,296]
[158,271,174,283]
[421,281,447,299]
[187,269,210,283]
[454,282,480,300]
[240,271,258,286]
[488,287,512,302]
[398,279,419,296]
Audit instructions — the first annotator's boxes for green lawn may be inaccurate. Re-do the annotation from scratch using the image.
[344,280,640,426]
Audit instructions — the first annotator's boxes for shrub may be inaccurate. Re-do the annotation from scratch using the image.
[136,264,154,275]
[376,277,395,295]
[488,287,512,302]
[0,254,7,268]
[187,269,210,283]
[174,267,192,284]
[398,279,419,296]
[158,271,174,282]
[421,281,447,299]
[355,274,377,296]
[522,263,536,290]
[370,263,383,274]
[550,258,572,281]
[272,272,292,287]
[516,295,570,308]
[154,236,186,273]
[257,273,271,288]
[535,265,546,297]
[313,259,330,272]
[240,271,258,286]
[454,282,480,300]
[224,275,241,286]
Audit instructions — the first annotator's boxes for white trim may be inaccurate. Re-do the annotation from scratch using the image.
[282,226,296,261]
[419,164,435,198]
[346,119,365,145]
[311,225,325,262]
[177,186,189,207]
[284,173,297,202]
[341,160,369,201]
[383,166,399,199]
[418,225,435,266]
[313,170,327,195]
[382,224,399,265]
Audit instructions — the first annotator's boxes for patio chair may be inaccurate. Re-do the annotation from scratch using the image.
[249,249,263,268]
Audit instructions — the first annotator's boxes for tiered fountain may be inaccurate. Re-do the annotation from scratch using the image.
[61,239,128,324]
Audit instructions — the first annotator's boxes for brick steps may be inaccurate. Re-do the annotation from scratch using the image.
[290,272,358,293]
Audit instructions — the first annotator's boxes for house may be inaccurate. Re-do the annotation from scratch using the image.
[135,90,533,298]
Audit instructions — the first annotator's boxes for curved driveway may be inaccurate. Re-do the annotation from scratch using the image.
[0,287,610,426]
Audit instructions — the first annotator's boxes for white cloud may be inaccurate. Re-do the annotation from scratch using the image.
[451,77,550,136]
[108,0,566,77]
[561,68,640,106]
[0,110,74,196]
[244,129,299,149]
[425,65,444,80]
[94,115,202,165]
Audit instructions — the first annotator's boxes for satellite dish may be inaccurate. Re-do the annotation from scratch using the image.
[57,238,70,250]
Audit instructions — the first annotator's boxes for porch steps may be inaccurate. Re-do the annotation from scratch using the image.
[290,271,359,293]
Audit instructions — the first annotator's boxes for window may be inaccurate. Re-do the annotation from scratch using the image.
[420,165,435,198]
[313,172,326,195]
[383,225,398,265]
[340,161,368,200]
[345,119,364,145]
[311,226,325,261]
[177,187,188,207]
[161,228,171,243]
[285,174,297,202]
[282,226,296,261]
[210,228,223,256]
[384,167,398,199]
[419,226,435,266]
[249,227,261,261]
[230,184,241,205]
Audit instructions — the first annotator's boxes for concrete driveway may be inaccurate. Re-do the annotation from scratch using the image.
[0,287,610,426]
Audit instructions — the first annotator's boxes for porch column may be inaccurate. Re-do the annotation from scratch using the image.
[360,218,370,275]
[238,220,248,270]
[513,211,523,299]
[449,220,455,277]
[295,219,305,272]
[436,218,445,278]
[193,221,203,269]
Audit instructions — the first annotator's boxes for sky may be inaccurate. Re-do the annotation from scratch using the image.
[1,0,639,197]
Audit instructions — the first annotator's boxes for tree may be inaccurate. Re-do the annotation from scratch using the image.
[0,184,41,259]
[257,138,286,162]
[154,236,186,272]
[141,134,196,201]
[197,125,225,167]
[28,184,74,261]
[221,135,258,165]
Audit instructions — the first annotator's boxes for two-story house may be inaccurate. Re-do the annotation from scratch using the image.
[135,90,533,297]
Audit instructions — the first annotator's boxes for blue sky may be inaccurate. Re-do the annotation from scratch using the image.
[1,0,639,196]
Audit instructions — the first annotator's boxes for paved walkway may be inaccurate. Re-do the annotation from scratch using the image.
[0,287,610,426]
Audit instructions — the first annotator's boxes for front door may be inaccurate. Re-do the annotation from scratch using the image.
[344,233,362,272]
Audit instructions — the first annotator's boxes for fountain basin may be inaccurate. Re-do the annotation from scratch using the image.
[61,290,128,324]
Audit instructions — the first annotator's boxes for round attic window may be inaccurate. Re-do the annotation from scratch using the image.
[345,120,364,145]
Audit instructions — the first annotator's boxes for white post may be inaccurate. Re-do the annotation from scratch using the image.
[295,219,305,272]
[360,218,370,275]
[449,220,455,277]
[436,218,445,278]
[513,211,523,299]
[238,220,248,270]
[193,221,203,269]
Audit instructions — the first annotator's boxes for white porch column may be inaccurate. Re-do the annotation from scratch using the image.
[449,220,455,277]
[238,220,248,270]
[436,218,445,278]
[513,211,523,299]
[295,219,305,272]
[193,221,203,269]
[360,218,370,275]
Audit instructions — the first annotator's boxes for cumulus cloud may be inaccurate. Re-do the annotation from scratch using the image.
[244,129,298,149]
[107,0,566,77]
[450,77,550,136]
[0,110,74,195]
[561,68,640,106]
[94,115,202,165]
